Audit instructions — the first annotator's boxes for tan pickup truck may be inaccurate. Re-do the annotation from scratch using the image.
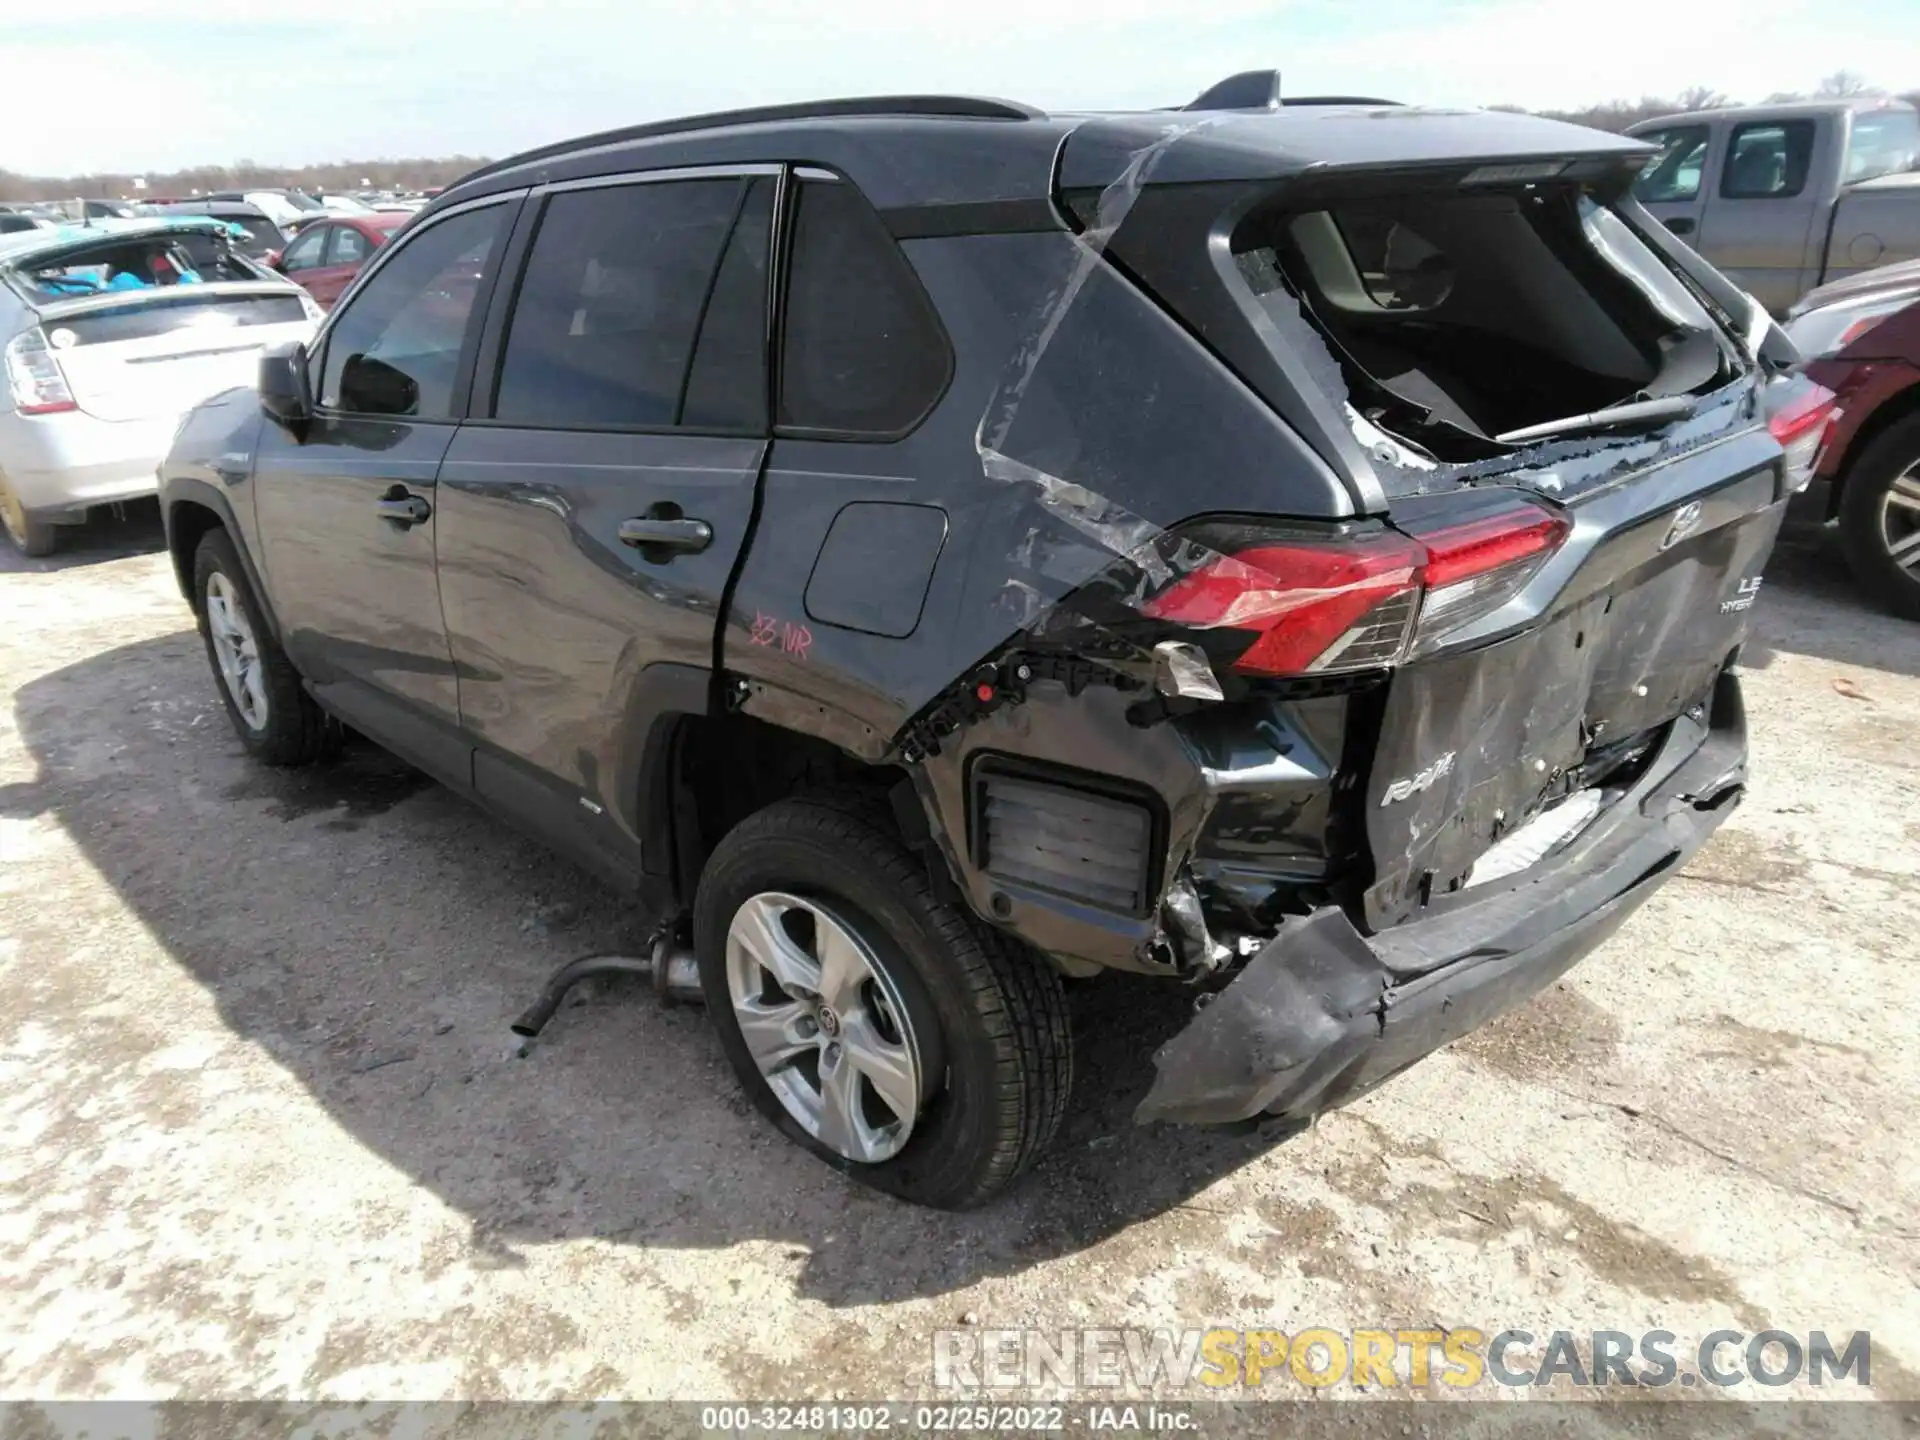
[1628,97,1920,315]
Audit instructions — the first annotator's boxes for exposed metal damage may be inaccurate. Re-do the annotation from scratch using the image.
[882,103,1798,1129]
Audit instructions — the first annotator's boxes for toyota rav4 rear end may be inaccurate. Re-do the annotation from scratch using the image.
[896,101,1818,1128]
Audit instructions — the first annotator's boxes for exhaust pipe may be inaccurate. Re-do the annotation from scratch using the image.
[511,931,702,1038]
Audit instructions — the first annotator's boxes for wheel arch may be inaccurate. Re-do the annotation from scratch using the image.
[1824,381,1920,520]
[628,695,932,918]
[163,480,281,640]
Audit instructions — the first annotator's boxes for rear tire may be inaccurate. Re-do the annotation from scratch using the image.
[193,529,333,765]
[0,474,57,558]
[696,792,1072,1209]
[1837,412,1920,622]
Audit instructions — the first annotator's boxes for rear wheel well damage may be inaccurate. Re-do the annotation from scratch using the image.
[648,710,942,916]
[1825,380,1920,517]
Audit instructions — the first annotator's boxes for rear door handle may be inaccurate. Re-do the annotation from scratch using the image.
[375,491,432,527]
[1663,217,1697,236]
[619,517,713,555]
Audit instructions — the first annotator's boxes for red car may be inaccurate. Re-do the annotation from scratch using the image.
[1787,260,1920,620]
[271,212,411,310]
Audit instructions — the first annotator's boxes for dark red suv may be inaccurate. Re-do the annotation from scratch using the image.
[1787,260,1920,619]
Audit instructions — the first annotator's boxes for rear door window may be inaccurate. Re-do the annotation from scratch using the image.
[1722,120,1816,198]
[1632,126,1711,203]
[777,177,952,437]
[317,203,508,419]
[493,178,770,430]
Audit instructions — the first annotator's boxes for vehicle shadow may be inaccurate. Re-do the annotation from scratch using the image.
[4,632,1301,1309]
[1743,494,1920,679]
[0,498,167,575]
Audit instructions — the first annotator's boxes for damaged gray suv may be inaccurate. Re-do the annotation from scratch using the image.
[159,73,1827,1208]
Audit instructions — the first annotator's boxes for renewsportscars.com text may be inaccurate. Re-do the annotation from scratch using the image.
[932,1327,1874,1391]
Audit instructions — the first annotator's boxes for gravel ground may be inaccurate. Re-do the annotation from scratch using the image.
[1,498,1915,1410]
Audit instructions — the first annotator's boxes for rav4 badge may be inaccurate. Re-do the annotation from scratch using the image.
[1381,752,1457,807]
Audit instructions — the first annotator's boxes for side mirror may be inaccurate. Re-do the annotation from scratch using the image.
[264,250,284,271]
[259,342,312,427]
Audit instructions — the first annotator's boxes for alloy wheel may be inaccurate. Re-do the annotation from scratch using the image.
[724,891,925,1164]
[0,483,27,549]
[205,572,270,730]
[1881,463,1920,578]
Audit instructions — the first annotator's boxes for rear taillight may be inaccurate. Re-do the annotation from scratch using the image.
[1766,381,1838,494]
[5,328,77,416]
[1141,535,1423,675]
[1409,505,1571,651]
[1140,499,1569,677]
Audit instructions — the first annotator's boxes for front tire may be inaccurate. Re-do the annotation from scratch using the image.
[0,474,57,558]
[1837,412,1920,622]
[193,529,332,765]
[696,793,1073,1209]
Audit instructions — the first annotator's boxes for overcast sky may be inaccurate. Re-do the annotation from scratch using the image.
[8,0,1919,176]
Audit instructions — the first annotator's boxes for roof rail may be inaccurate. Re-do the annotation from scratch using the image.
[452,94,1044,191]
[1283,95,1403,107]
[1182,70,1401,112]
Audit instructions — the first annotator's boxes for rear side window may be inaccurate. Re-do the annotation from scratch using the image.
[494,178,770,430]
[778,178,951,436]
[318,203,507,420]
[1632,126,1711,203]
[1722,120,1815,198]
[1846,109,1920,183]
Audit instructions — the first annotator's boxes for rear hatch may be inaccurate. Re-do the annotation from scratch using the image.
[1057,108,1807,932]
[32,286,314,421]
[4,222,315,422]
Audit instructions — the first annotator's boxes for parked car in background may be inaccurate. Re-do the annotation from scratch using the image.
[140,202,287,261]
[1,219,317,555]
[205,189,324,231]
[0,214,57,236]
[270,211,410,308]
[316,194,377,216]
[162,78,1814,1206]
[1628,98,1920,315]
[1786,258,1920,617]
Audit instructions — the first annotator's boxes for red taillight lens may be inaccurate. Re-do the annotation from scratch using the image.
[1142,535,1423,675]
[1140,501,1568,677]
[1419,509,1570,588]
[5,327,77,416]
[1767,381,1837,492]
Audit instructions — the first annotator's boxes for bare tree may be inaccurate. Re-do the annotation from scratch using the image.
[1677,86,1730,111]
[1816,70,1881,98]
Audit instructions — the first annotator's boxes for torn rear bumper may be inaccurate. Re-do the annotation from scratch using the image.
[1135,673,1748,1126]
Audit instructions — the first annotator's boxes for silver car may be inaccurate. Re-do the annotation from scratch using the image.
[1,218,317,555]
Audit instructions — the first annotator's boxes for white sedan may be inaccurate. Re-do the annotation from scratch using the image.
[1,219,318,555]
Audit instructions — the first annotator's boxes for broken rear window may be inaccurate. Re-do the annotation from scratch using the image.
[14,233,270,302]
[1230,184,1736,469]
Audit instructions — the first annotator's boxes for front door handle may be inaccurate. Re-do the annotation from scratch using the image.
[1664,216,1697,236]
[375,490,431,528]
[619,516,713,555]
